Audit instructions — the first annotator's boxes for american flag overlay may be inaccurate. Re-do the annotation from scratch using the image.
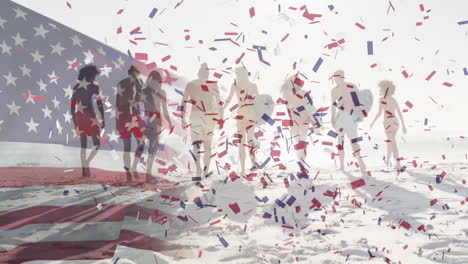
[0,0,132,148]
[0,1,195,263]
[2,0,468,263]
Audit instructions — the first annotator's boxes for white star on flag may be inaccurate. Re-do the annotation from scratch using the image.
[33,24,49,38]
[6,100,21,116]
[3,72,18,86]
[25,117,39,133]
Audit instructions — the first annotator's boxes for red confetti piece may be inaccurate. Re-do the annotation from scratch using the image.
[66,1,72,8]
[161,55,171,62]
[229,203,240,214]
[134,53,148,61]
[117,9,124,14]
[281,33,290,42]
[442,82,453,87]
[402,70,409,78]
[426,70,436,80]
[351,179,366,189]
[249,7,255,18]
[405,101,413,109]
[355,22,366,29]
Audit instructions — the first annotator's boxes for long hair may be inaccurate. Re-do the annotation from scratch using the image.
[142,70,163,111]
[78,65,100,82]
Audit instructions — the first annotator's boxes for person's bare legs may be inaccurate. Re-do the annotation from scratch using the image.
[85,135,100,177]
[238,130,247,175]
[386,131,400,169]
[79,135,88,177]
[192,140,202,176]
[351,142,367,172]
[246,127,256,171]
[146,135,159,183]
[203,135,213,176]
[122,137,132,181]
[131,138,145,180]
[338,136,345,170]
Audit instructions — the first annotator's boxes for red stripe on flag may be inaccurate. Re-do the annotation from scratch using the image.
[0,230,195,264]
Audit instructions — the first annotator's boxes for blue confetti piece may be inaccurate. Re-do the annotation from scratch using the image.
[351,136,363,144]
[261,114,275,126]
[350,91,361,107]
[262,196,269,203]
[424,118,428,126]
[101,184,108,191]
[174,88,184,96]
[296,105,305,112]
[464,67,468,76]
[304,34,308,39]
[305,92,313,105]
[149,8,158,18]
[286,196,296,206]
[327,130,338,138]
[281,216,286,225]
[193,197,204,208]
[180,201,186,209]
[113,257,120,264]
[367,41,374,55]
[275,199,286,208]
[192,177,202,181]
[222,57,228,63]
[74,189,80,194]
[312,57,323,72]
[127,49,133,60]
[150,177,158,183]
[399,165,407,173]
[328,5,335,11]
[289,173,296,181]
[214,38,231,42]
[263,212,272,219]
[458,20,468,25]
[261,30,268,34]
[255,157,271,169]
[378,217,382,225]
[63,190,69,196]
[367,249,374,257]
[209,47,217,51]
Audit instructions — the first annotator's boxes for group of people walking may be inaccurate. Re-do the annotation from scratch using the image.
[70,63,407,181]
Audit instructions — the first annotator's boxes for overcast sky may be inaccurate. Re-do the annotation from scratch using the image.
[12,0,468,138]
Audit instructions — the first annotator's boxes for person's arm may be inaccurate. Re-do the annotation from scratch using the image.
[115,83,122,121]
[95,86,105,128]
[223,81,236,110]
[180,84,190,127]
[370,101,383,129]
[71,92,77,128]
[331,90,337,128]
[395,100,407,134]
[160,90,172,127]
[214,84,223,118]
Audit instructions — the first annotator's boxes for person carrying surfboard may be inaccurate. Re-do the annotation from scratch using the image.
[330,70,368,173]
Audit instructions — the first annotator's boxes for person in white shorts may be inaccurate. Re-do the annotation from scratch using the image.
[224,67,259,175]
[330,70,367,173]
[181,63,223,178]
